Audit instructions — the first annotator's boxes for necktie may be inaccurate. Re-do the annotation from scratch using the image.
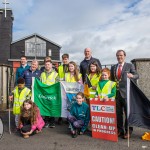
[117,64,122,80]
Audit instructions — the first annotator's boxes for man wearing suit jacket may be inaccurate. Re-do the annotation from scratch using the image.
[111,50,139,139]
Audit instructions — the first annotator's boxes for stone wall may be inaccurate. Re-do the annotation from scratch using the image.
[132,58,150,100]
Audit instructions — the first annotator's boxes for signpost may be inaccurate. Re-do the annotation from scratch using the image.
[90,98,118,142]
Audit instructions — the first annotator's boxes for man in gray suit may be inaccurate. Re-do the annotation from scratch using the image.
[111,50,139,139]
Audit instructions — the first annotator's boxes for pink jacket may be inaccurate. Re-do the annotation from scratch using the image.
[20,107,45,131]
[31,107,45,131]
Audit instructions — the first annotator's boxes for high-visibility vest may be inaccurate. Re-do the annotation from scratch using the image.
[58,65,65,80]
[65,72,82,82]
[40,71,58,85]
[88,73,101,98]
[96,80,116,100]
[13,87,31,115]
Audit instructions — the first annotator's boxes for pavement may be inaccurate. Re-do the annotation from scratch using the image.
[0,110,150,150]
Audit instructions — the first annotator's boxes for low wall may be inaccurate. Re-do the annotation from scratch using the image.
[132,58,150,100]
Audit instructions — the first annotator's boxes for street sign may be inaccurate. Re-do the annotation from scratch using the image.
[90,98,118,142]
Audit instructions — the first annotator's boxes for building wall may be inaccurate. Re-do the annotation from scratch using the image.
[11,35,61,61]
[46,40,60,60]
[11,40,25,59]
[0,9,13,64]
[132,59,150,100]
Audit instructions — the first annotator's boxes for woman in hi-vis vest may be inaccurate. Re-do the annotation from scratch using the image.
[64,61,82,84]
[87,61,101,102]
[64,61,83,112]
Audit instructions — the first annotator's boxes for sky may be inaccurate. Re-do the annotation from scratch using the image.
[1,0,150,65]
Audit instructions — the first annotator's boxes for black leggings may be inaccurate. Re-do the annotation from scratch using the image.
[21,125,31,133]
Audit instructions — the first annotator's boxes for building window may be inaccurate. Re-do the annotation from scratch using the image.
[48,49,52,56]
[25,37,46,57]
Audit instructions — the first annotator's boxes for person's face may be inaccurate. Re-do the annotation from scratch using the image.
[69,64,75,72]
[76,95,84,105]
[45,62,52,71]
[21,57,27,65]
[24,102,32,110]
[90,64,97,73]
[62,57,69,64]
[18,84,25,89]
[84,48,92,59]
[31,62,38,71]
[101,71,109,80]
[116,51,125,64]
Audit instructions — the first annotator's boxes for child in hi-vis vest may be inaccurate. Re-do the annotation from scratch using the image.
[96,68,116,101]
[9,78,31,130]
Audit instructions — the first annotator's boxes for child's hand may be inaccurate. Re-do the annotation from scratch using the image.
[94,95,98,101]
[103,96,109,102]
[9,95,13,101]
[28,130,33,135]
[92,86,96,90]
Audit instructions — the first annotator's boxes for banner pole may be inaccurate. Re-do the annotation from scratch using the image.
[127,126,129,147]
[127,78,130,147]
[32,77,35,102]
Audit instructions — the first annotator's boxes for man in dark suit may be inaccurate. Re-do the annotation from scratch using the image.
[80,48,102,83]
[111,50,139,139]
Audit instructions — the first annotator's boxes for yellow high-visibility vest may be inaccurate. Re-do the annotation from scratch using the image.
[96,80,116,100]
[13,87,31,115]
[65,72,82,82]
[88,73,101,98]
[58,65,65,80]
[40,71,58,85]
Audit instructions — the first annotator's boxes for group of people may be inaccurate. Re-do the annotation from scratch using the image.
[9,48,139,139]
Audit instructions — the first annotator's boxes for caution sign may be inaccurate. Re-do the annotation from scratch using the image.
[90,99,118,142]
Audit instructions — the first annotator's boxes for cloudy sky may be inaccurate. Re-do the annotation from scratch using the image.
[2,0,150,65]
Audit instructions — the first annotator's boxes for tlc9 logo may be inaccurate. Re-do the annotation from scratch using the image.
[91,105,115,113]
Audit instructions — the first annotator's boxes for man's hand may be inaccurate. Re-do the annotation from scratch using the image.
[127,73,134,79]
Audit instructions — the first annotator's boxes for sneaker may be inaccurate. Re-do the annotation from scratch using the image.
[72,129,78,138]
[68,124,71,129]
[79,131,83,135]
[49,123,55,128]
[44,122,49,128]
[58,117,63,125]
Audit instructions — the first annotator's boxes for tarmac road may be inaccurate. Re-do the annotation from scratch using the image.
[0,111,149,150]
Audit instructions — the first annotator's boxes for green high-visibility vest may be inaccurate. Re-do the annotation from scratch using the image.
[96,80,116,100]
[65,72,82,82]
[13,87,31,115]
[88,73,101,98]
[40,71,58,85]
